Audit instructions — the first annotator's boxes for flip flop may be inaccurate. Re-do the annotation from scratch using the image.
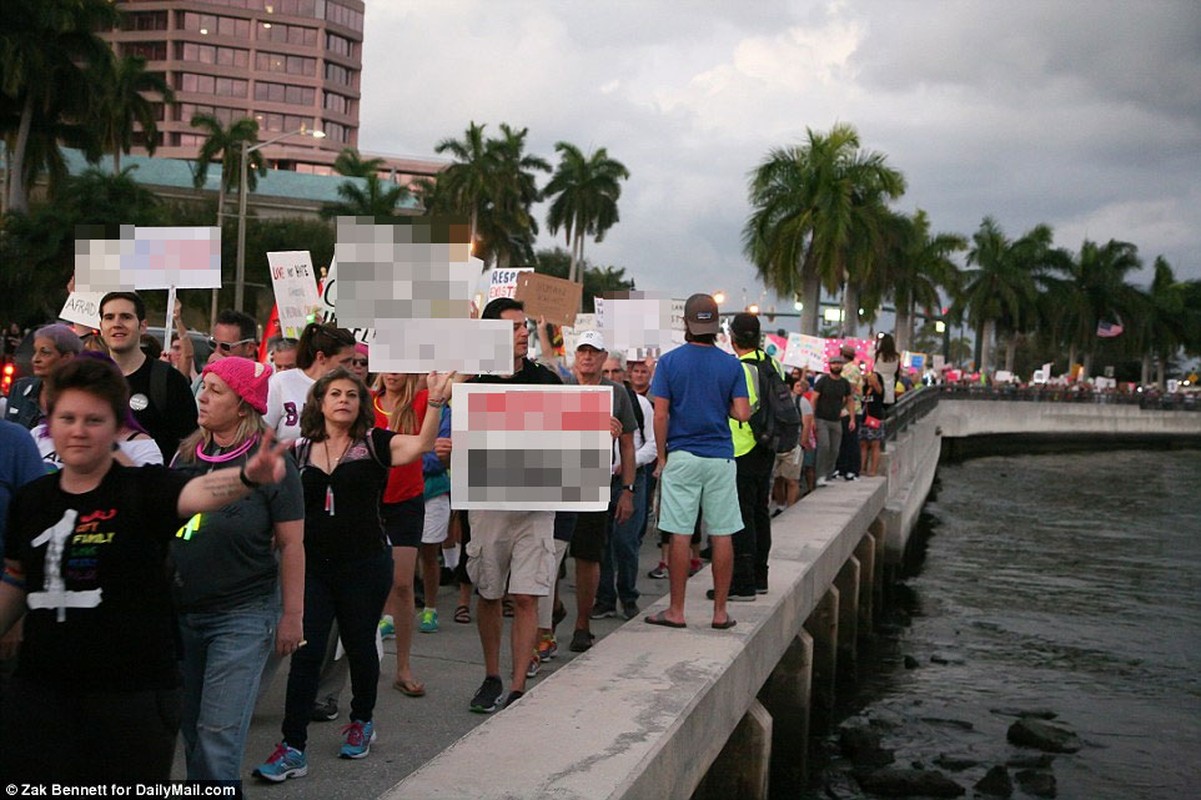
[644,612,686,629]
[711,618,738,630]
[454,605,471,624]
[393,678,426,697]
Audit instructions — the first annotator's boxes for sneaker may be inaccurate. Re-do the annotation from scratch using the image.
[538,634,558,661]
[569,629,594,652]
[621,600,640,621]
[815,478,829,488]
[504,689,524,708]
[590,604,616,620]
[339,720,376,759]
[419,608,439,633]
[254,742,308,782]
[378,615,395,641]
[707,587,757,602]
[756,575,769,595]
[648,562,669,579]
[310,697,339,722]
[526,652,541,679]
[469,675,504,713]
[843,473,859,481]
[688,558,703,577]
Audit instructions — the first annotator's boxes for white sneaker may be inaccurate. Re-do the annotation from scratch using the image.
[815,478,829,488]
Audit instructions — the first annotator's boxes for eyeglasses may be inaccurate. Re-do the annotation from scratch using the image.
[207,337,256,353]
[351,358,369,367]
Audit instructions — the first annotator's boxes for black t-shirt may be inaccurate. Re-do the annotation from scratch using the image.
[814,375,852,421]
[863,376,885,420]
[295,427,396,563]
[126,357,198,462]
[470,357,563,387]
[6,464,191,692]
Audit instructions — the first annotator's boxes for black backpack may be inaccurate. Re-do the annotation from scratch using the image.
[746,351,801,453]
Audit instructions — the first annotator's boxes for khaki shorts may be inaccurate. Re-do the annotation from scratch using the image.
[774,446,802,481]
[465,510,556,599]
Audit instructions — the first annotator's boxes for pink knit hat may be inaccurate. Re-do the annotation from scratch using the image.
[202,356,273,414]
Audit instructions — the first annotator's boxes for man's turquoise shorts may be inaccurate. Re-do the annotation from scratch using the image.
[657,450,743,536]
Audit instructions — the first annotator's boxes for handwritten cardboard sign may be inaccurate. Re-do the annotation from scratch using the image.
[58,292,107,329]
[514,272,582,328]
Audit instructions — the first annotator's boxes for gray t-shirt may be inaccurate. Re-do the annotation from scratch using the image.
[170,444,304,612]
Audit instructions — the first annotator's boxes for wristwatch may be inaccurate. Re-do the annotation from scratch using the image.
[622,484,636,492]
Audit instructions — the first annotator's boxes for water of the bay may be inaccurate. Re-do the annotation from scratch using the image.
[813,448,1201,799]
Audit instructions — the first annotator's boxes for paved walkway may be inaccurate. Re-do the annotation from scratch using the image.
[181,531,681,797]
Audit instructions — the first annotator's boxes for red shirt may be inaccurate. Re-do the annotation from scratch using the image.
[373,388,428,504]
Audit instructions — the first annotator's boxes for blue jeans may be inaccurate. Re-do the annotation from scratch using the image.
[282,550,392,751]
[598,469,647,608]
[179,595,278,781]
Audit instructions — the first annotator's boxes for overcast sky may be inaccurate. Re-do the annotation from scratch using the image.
[357,0,1201,312]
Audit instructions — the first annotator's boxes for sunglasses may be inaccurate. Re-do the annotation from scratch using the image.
[208,337,256,353]
[351,358,369,367]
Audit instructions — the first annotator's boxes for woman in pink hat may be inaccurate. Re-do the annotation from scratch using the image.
[170,356,306,782]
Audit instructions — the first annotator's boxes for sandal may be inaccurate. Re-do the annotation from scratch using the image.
[393,677,426,697]
[644,611,686,629]
[454,604,471,624]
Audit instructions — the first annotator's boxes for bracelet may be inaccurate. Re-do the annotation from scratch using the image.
[428,397,447,408]
[238,466,261,489]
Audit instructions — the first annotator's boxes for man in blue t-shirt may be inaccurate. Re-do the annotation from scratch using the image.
[645,294,750,631]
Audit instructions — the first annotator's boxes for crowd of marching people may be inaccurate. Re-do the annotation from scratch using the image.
[0,290,902,785]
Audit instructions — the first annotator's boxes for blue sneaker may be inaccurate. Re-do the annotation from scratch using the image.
[340,720,376,759]
[379,615,395,641]
[254,742,307,782]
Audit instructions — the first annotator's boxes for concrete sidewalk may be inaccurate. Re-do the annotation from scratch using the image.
[186,531,681,798]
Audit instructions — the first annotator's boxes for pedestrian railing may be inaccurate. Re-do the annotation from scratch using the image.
[936,385,1199,411]
[884,386,940,442]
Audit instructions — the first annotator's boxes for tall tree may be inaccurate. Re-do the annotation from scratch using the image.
[1054,238,1143,379]
[320,174,410,218]
[962,217,1056,374]
[743,123,906,336]
[429,121,493,253]
[189,114,266,225]
[483,123,550,268]
[1,0,119,212]
[333,147,385,178]
[90,54,174,173]
[544,142,630,285]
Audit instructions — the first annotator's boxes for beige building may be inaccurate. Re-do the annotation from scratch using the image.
[102,0,442,187]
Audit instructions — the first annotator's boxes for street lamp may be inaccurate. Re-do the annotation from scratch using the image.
[234,126,325,311]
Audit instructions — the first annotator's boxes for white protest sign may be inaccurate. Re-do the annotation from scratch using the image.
[782,333,827,371]
[59,292,107,329]
[599,292,674,356]
[369,318,513,375]
[268,251,321,339]
[319,258,374,344]
[74,226,221,292]
[487,267,534,301]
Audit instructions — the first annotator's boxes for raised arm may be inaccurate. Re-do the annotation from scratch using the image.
[388,371,456,467]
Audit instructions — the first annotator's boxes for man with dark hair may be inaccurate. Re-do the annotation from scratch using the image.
[723,312,783,596]
[99,291,197,460]
[210,309,259,362]
[645,294,750,630]
[814,355,855,486]
[460,297,562,711]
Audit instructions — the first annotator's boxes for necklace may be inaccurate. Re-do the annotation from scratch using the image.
[197,434,258,464]
[322,436,353,517]
[373,394,393,417]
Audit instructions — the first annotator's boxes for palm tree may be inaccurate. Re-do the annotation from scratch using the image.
[962,217,1056,374]
[742,123,906,336]
[544,142,630,284]
[320,174,410,218]
[872,210,965,352]
[89,55,174,173]
[1053,238,1143,379]
[190,114,267,225]
[1131,257,1188,387]
[484,123,550,268]
[1,0,119,212]
[333,147,385,178]
[430,121,493,252]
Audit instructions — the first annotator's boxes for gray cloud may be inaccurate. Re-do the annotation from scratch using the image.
[359,0,1201,307]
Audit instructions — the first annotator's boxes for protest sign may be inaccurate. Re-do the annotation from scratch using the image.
[823,337,875,372]
[74,226,221,292]
[369,319,513,374]
[319,258,374,344]
[782,333,826,371]
[59,292,107,329]
[267,251,321,339]
[597,292,674,356]
[487,267,534,301]
[515,272,582,327]
[450,384,612,511]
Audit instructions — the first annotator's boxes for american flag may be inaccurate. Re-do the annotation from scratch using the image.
[1096,320,1124,338]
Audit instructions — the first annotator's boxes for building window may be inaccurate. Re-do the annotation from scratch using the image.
[324,62,358,87]
[121,41,168,61]
[325,32,355,59]
[122,11,169,32]
[253,81,314,106]
[258,21,318,47]
[181,12,250,38]
[325,3,364,32]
